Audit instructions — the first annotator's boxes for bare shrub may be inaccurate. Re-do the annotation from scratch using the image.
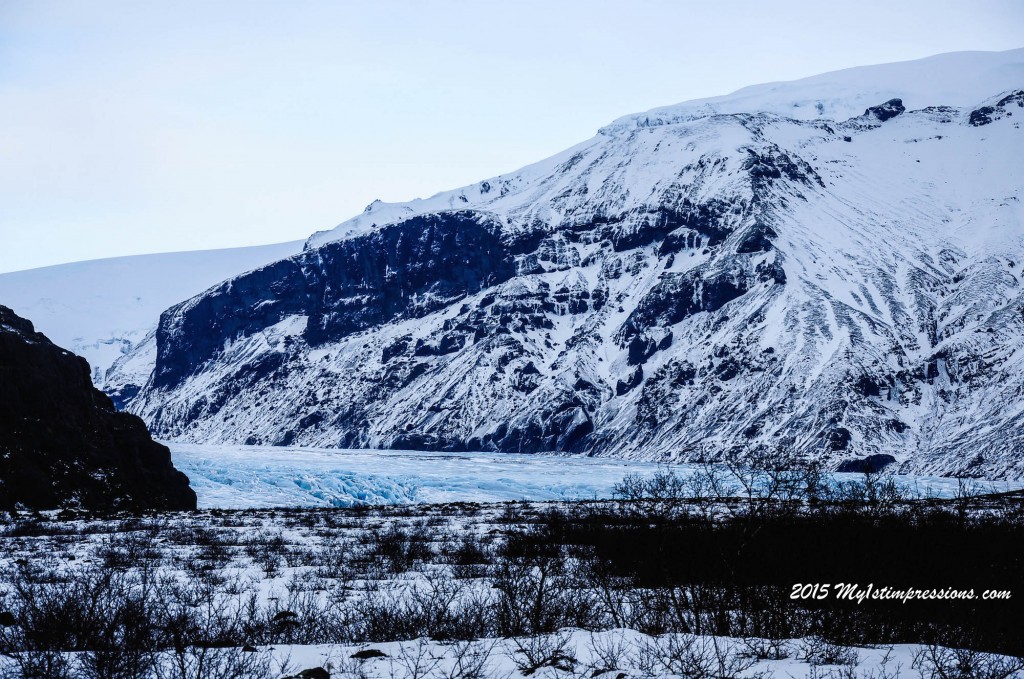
[634,634,763,679]
[351,571,491,643]
[913,643,1024,679]
[586,631,632,675]
[388,637,443,679]
[508,631,576,676]
[365,523,434,574]
[152,645,274,679]
[0,563,158,679]
[492,557,599,637]
[740,635,791,661]
[442,640,499,679]
[311,538,354,581]
[243,532,288,578]
[800,636,860,667]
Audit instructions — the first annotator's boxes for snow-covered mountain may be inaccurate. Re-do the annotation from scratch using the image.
[0,241,301,404]
[123,48,1024,477]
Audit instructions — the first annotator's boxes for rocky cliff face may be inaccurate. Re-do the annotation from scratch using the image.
[0,305,196,510]
[118,50,1024,478]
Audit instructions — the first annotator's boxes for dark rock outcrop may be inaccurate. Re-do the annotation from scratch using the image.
[863,98,905,122]
[0,305,196,510]
[968,90,1023,126]
[836,454,897,474]
[153,211,515,390]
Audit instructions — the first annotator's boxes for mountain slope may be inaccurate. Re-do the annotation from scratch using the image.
[0,305,196,510]
[128,49,1024,477]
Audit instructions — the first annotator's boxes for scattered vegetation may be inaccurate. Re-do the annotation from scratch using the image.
[0,459,1021,677]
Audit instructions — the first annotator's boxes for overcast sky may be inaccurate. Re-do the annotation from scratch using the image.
[1,1,1022,273]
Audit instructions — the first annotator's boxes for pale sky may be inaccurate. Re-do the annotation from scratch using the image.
[1,1,1022,273]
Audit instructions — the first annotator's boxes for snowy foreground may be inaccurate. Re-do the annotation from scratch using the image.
[262,632,933,679]
[2,500,1021,678]
[169,443,1024,508]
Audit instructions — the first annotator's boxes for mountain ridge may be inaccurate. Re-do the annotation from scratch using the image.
[58,49,1024,477]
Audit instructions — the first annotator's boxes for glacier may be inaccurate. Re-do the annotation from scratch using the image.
[169,444,1024,509]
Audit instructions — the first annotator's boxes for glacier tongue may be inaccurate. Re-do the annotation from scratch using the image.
[115,49,1024,478]
[168,444,1024,509]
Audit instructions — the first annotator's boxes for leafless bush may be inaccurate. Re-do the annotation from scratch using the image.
[310,538,355,581]
[364,523,435,575]
[442,640,499,679]
[332,655,376,679]
[442,533,492,580]
[388,637,443,679]
[1,648,73,679]
[811,646,902,679]
[94,533,164,571]
[492,558,600,637]
[152,645,274,679]
[634,633,763,679]
[586,631,632,675]
[149,574,269,679]
[0,563,158,679]
[800,636,860,667]
[740,635,791,661]
[508,630,576,676]
[913,643,1024,679]
[351,571,491,643]
[243,532,288,578]
[613,467,691,520]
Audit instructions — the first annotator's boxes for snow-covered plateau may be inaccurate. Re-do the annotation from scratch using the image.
[0,240,301,402]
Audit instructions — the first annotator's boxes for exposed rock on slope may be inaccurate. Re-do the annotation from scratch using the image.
[121,49,1024,478]
[0,305,196,510]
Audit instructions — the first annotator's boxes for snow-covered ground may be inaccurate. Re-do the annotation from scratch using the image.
[168,444,1024,508]
[270,632,933,679]
[2,500,1020,677]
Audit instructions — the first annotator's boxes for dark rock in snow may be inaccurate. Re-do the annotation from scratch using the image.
[827,427,853,451]
[736,224,777,254]
[969,106,999,127]
[836,454,897,473]
[626,335,658,366]
[153,211,515,390]
[616,366,644,395]
[863,98,905,122]
[284,669,330,679]
[0,305,195,511]
[969,91,1024,126]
